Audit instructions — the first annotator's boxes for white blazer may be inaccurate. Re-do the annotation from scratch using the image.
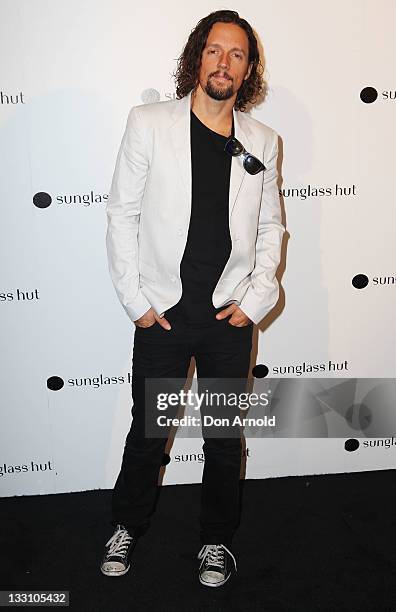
[105,90,285,325]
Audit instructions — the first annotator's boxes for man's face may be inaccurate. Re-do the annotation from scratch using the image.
[198,21,253,102]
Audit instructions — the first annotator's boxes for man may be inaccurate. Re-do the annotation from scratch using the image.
[101,9,285,587]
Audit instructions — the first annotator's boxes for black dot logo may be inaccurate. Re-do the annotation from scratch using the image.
[345,438,360,452]
[352,274,369,289]
[33,192,52,209]
[47,376,64,391]
[252,364,269,378]
[141,88,160,104]
[161,453,171,466]
[360,87,378,103]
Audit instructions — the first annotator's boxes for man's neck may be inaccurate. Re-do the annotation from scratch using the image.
[190,85,235,137]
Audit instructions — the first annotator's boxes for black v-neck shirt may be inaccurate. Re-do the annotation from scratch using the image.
[167,109,235,326]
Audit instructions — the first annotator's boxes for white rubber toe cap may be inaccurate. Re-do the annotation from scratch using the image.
[200,570,224,584]
[101,561,129,576]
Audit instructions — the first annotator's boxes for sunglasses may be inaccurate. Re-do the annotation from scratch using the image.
[224,137,266,175]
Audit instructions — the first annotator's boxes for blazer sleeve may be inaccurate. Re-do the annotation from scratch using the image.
[105,106,152,323]
[239,129,285,325]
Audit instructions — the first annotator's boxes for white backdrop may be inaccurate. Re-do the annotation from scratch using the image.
[1,0,395,497]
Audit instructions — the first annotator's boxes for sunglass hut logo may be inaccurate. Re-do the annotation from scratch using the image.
[33,190,108,209]
[140,88,177,104]
[345,438,396,452]
[280,184,357,200]
[0,90,25,105]
[352,274,396,289]
[360,86,396,103]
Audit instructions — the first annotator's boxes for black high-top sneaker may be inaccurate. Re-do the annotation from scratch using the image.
[197,544,237,587]
[100,524,137,576]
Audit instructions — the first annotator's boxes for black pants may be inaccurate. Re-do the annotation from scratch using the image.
[111,304,253,547]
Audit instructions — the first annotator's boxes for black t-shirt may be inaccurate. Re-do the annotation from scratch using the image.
[167,109,235,326]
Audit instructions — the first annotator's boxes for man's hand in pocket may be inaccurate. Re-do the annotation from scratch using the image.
[134,307,171,330]
[215,304,252,327]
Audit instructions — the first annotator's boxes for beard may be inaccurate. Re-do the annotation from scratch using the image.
[204,74,234,101]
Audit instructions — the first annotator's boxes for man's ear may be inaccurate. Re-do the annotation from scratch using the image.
[244,62,253,81]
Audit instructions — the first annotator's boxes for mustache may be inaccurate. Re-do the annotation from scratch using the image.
[209,72,232,81]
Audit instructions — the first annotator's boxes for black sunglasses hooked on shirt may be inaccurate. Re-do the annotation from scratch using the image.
[224,136,266,175]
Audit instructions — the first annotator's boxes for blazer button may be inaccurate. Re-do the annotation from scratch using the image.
[170,275,176,282]
[177,229,183,236]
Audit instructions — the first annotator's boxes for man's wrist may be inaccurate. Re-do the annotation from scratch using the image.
[124,291,152,323]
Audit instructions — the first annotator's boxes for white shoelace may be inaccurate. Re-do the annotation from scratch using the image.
[105,526,133,558]
[197,544,237,572]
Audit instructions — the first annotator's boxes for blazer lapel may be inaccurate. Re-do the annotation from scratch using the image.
[169,90,253,220]
[229,108,252,220]
[169,91,192,199]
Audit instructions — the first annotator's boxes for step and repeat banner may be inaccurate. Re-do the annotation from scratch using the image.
[1,0,395,497]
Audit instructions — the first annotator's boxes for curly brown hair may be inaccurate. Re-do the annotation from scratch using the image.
[172,10,265,112]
